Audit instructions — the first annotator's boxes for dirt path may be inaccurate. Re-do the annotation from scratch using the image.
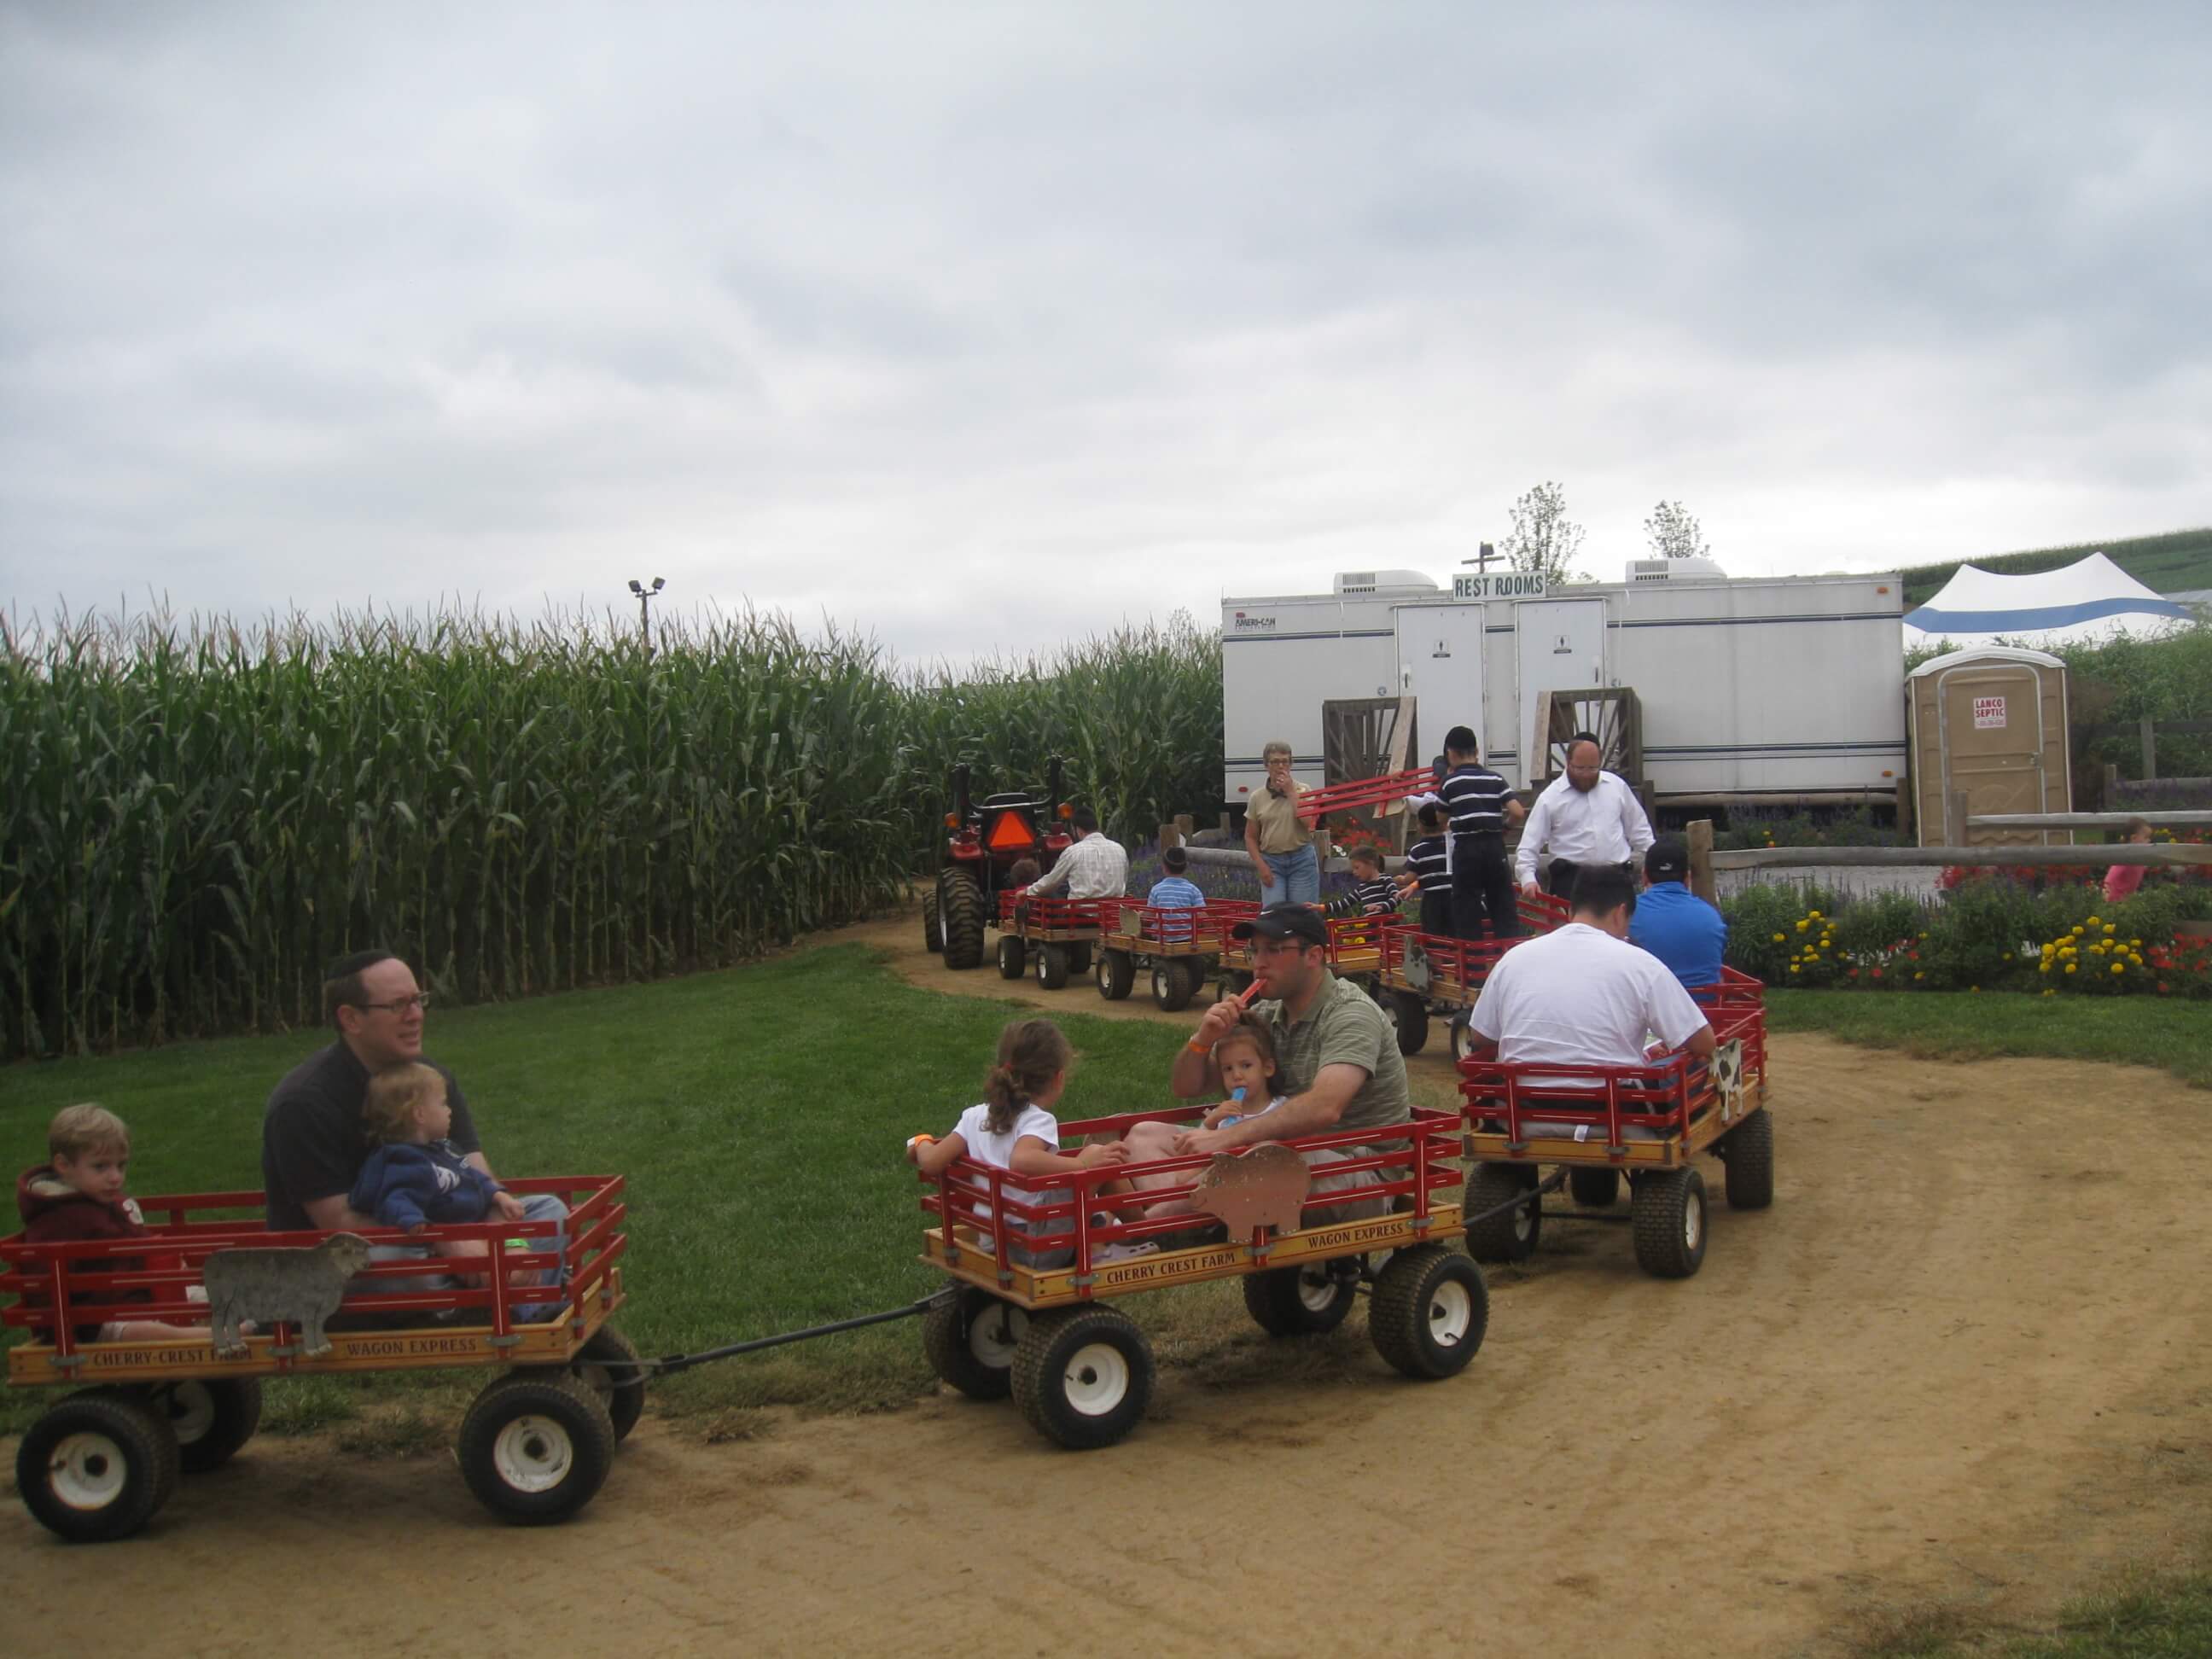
[8,911,2212,1656]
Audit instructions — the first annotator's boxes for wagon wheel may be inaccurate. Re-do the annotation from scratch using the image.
[1539,687,1642,783]
[1464,1163,1541,1263]
[159,1378,264,1473]
[1630,1167,1708,1279]
[1151,959,1198,1011]
[1368,1245,1487,1380]
[1034,943,1070,991]
[15,1390,181,1543]
[923,1289,1028,1401]
[1242,1261,1358,1336]
[1721,1108,1774,1210]
[1011,1306,1155,1450]
[1384,990,1429,1057]
[1567,1167,1621,1209]
[456,1372,615,1525]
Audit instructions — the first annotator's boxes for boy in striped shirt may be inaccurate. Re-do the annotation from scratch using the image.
[1439,725,1523,942]
[1398,804,1453,936]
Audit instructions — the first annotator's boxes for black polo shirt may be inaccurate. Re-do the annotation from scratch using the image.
[261,1042,480,1231]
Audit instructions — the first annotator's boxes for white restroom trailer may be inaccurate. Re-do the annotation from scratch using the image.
[1220,562,1907,812]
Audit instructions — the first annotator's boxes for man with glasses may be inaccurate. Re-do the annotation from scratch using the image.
[261,952,564,1309]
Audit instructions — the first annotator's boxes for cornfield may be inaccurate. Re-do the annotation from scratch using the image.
[0,605,1223,1059]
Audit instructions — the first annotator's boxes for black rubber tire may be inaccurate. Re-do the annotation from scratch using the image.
[923,1289,1027,1401]
[16,1390,181,1543]
[1632,1167,1709,1280]
[923,888,944,955]
[1568,1167,1621,1210]
[1464,1162,1541,1263]
[1242,1262,1359,1336]
[997,935,1027,980]
[162,1377,264,1474]
[1096,949,1134,1001]
[1723,1108,1775,1211]
[456,1372,617,1525]
[1034,943,1069,990]
[1011,1306,1155,1451]
[1386,990,1429,1057]
[940,870,986,970]
[1152,958,1198,1012]
[568,1324,648,1444]
[1368,1245,1488,1380]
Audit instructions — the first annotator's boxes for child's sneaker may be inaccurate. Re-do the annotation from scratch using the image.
[1092,1239,1159,1263]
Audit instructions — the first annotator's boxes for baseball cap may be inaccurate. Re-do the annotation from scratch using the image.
[1644,836,1690,882]
[1230,904,1329,947]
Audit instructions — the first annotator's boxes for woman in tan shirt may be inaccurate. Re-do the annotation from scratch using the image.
[1244,741,1324,905]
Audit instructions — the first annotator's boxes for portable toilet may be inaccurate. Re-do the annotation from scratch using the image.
[1906,648,2071,847]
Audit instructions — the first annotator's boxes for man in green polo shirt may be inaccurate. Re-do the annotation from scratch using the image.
[1169,905,1411,1220]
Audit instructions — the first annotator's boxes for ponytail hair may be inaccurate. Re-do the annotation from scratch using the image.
[984,1017,1074,1135]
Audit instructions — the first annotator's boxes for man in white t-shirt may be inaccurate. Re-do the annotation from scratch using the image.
[1469,864,1715,1084]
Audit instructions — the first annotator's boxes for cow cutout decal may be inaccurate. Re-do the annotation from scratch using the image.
[1192,1143,1312,1238]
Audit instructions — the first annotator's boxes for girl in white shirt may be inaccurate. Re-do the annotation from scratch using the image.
[909,1018,1131,1265]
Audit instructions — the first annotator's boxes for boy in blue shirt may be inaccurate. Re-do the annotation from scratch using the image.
[1628,836,1728,992]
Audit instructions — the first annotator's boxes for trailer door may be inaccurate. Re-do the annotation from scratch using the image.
[1394,603,1485,763]
[1515,599,1608,785]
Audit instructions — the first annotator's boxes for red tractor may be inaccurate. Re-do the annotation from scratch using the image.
[923,759,1072,969]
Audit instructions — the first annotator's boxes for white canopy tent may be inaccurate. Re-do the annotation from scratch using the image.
[1903,552,2195,650]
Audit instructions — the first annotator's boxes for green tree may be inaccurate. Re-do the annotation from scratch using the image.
[1501,480,1587,584]
[1644,499,1708,560]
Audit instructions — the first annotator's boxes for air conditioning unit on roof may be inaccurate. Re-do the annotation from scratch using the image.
[1333,569,1440,596]
[1627,556,1726,583]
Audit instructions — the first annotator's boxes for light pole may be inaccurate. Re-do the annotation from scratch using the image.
[626,577,665,658]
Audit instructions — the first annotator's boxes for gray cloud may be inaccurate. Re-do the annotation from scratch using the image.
[3,0,2209,654]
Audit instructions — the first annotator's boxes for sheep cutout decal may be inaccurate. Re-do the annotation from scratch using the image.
[1709,1039,1746,1125]
[201,1232,374,1359]
[1191,1143,1312,1239]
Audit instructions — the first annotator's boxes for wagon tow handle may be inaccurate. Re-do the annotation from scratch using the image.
[613,1289,959,1379]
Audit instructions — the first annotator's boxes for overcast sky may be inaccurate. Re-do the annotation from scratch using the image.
[3,2,2207,661]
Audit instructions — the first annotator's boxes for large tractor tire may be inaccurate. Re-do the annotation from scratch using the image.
[939,870,986,970]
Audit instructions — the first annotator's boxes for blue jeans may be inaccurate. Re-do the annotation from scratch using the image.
[359,1192,571,1322]
[1260,843,1320,906]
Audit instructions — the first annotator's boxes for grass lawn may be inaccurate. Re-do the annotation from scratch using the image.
[1868,1569,2212,1656]
[0,944,1206,1439]
[1767,991,2212,1091]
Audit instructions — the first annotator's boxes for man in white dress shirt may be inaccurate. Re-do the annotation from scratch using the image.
[1514,735,1656,900]
[1027,806,1131,899]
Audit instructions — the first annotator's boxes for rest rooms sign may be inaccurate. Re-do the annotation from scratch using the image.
[1452,571,1547,601]
[1972,696,2007,729]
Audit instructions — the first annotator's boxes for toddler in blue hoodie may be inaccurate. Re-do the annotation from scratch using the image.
[352,1062,561,1320]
